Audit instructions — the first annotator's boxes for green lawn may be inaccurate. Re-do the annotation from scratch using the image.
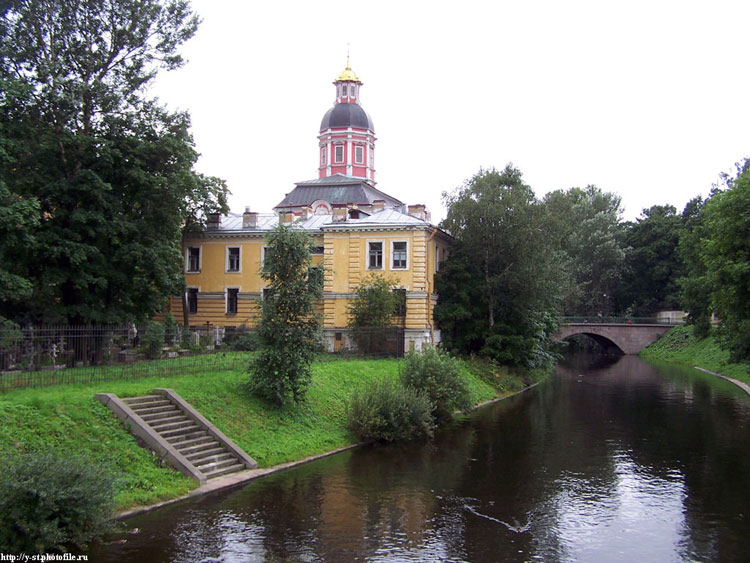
[0,356,511,510]
[640,324,750,385]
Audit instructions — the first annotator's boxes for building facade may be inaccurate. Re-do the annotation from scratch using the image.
[166,62,451,351]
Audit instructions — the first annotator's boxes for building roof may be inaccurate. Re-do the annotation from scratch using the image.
[320,102,374,131]
[275,175,403,209]
[204,207,434,235]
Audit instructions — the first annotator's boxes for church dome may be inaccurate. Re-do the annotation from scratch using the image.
[320,103,374,131]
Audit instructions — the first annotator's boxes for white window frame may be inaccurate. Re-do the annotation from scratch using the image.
[186,287,199,315]
[435,244,440,273]
[367,240,385,270]
[226,246,241,273]
[186,246,201,273]
[320,146,326,165]
[225,287,240,315]
[390,240,409,270]
[334,144,345,164]
[354,145,364,164]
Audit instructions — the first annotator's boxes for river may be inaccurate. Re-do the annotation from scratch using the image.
[89,355,750,562]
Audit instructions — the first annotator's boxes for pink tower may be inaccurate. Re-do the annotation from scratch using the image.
[318,60,376,183]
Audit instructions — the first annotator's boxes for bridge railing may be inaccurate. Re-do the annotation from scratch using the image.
[560,316,684,325]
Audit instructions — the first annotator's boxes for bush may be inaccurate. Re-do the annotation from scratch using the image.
[347,379,435,442]
[227,330,259,351]
[141,321,165,359]
[400,348,472,421]
[0,452,117,553]
[163,313,178,347]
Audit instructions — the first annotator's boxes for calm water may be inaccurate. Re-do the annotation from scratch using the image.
[90,355,750,562]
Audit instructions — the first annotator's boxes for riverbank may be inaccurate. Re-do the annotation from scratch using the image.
[640,324,750,386]
[0,356,543,511]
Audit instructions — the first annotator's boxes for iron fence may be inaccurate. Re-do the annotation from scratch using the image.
[0,324,249,392]
[346,326,405,358]
[560,316,685,325]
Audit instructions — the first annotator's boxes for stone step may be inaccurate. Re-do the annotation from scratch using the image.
[178,440,222,457]
[129,401,174,414]
[193,452,235,467]
[138,405,180,419]
[159,424,201,439]
[123,394,162,405]
[146,413,190,427]
[186,446,226,461]
[167,431,210,446]
[199,458,241,475]
[203,463,247,480]
[152,419,198,433]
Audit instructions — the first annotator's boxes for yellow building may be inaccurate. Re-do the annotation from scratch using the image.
[166,62,452,351]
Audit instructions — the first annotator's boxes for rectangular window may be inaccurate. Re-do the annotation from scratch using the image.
[262,287,275,301]
[187,288,198,314]
[226,288,238,314]
[334,145,344,163]
[394,288,407,318]
[355,145,364,164]
[320,147,326,165]
[226,247,240,272]
[187,247,200,272]
[368,241,383,270]
[435,244,440,273]
[392,241,408,269]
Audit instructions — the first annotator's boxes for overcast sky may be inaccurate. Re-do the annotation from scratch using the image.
[152,0,749,222]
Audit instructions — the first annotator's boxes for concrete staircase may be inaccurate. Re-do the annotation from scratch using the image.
[96,388,257,484]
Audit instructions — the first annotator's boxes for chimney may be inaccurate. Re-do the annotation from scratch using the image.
[300,206,312,220]
[278,210,294,225]
[408,204,427,221]
[242,207,258,229]
[332,204,348,222]
[373,199,386,212]
[207,212,221,229]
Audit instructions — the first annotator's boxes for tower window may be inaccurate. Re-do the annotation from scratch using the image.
[355,145,364,164]
[320,147,326,165]
[334,145,344,163]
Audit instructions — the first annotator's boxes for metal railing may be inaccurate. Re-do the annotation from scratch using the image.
[560,316,685,325]
[0,324,250,392]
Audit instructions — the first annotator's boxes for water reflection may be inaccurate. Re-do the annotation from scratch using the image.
[90,355,750,562]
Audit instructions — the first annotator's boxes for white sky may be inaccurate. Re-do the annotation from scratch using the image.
[152,0,750,222]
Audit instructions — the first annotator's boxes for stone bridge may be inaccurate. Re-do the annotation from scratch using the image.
[553,322,676,354]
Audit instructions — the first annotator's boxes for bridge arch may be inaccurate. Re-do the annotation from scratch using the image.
[552,323,674,354]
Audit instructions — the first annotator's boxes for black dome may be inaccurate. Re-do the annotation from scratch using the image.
[320,103,374,132]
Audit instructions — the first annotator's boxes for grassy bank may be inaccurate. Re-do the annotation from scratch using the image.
[640,325,750,385]
[0,355,536,510]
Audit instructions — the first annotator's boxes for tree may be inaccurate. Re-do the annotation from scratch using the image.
[436,166,562,367]
[0,0,228,323]
[699,160,750,365]
[543,185,627,316]
[249,226,323,405]
[678,195,712,336]
[347,273,403,355]
[617,205,684,316]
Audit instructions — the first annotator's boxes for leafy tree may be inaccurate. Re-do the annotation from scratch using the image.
[543,185,626,316]
[699,160,750,365]
[348,273,402,328]
[678,196,712,337]
[436,166,562,367]
[617,205,684,315]
[249,226,323,405]
[0,0,227,323]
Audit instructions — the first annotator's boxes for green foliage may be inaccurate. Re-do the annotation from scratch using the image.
[0,0,228,323]
[700,160,750,365]
[436,166,562,367]
[227,330,259,351]
[348,273,401,327]
[543,185,626,316]
[400,348,472,421]
[678,196,712,337]
[163,313,178,347]
[347,379,435,442]
[141,321,165,359]
[0,451,117,553]
[617,205,684,315]
[249,226,323,405]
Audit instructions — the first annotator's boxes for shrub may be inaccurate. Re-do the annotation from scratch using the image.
[400,348,472,421]
[141,321,165,359]
[163,313,178,347]
[227,330,259,351]
[0,452,117,553]
[347,379,435,442]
